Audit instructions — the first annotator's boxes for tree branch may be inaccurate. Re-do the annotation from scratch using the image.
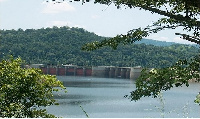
[139,5,200,28]
[175,33,200,44]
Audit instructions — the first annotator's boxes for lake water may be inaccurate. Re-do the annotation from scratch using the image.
[46,76,200,118]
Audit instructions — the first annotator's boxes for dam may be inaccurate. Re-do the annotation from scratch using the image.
[30,64,144,80]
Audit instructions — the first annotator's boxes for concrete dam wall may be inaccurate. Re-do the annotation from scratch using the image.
[31,64,143,80]
[92,66,132,79]
[40,66,92,76]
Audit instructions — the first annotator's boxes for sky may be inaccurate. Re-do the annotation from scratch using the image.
[0,0,195,44]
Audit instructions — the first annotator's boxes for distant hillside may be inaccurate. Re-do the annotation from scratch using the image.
[135,38,199,47]
[135,39,177,46]
[0,26,198,68]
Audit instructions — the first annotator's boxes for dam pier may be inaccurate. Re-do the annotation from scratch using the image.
[30,64,144,80]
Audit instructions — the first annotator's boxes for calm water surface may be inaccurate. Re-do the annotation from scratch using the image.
[46,76,200,118]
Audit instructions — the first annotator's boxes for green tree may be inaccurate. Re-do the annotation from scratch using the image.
[2,27,197,68]
[0,56,66,118]
[126,55,200,101]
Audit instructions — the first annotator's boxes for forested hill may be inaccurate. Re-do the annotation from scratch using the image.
[0,26,199,68]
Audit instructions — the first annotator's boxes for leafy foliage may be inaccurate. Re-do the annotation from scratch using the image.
[127,55,200,102]
[82,28,149,50]
[194,92,200,105]
[0,56,66,118]
[0,27,198,68]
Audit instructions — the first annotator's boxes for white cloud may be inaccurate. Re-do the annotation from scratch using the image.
[42,2,75,14]
[73,24,86,28]
[158,36,169,41]
[148,34,195,44]
[173,37,195,44]
[0,0,7,2]
[91,15,101,19]
[95,32,103,36]
[148,34,171,42]
[46,20,87,29]
[46,21,72,28]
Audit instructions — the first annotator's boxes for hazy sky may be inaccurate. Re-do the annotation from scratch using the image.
[0,0,195,44]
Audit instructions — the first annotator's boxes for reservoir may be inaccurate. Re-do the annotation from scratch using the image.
[46,76,200,118]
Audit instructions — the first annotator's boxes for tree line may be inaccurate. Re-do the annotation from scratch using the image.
[0,26,198,68]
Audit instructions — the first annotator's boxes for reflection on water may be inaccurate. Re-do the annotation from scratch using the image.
[62,79,132,88]
[59,99,93,106]
[46,76,200,118]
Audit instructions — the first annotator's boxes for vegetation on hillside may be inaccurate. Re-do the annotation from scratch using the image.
[0,26,198,68]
